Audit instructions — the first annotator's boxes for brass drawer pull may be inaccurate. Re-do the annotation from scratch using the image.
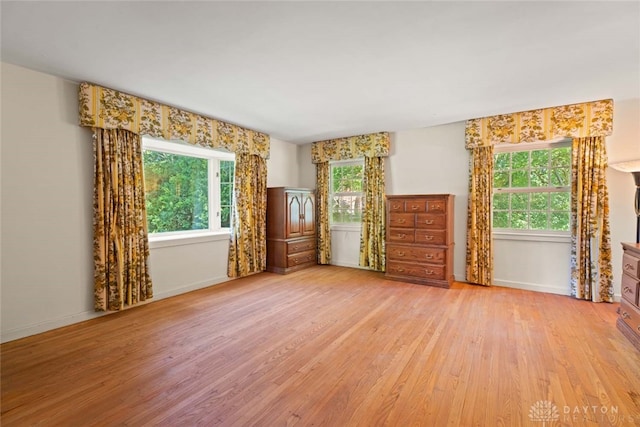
[624,263,635,271]
[425,254,433,260]
[621,311,631,319]
[397,233,406,238]
[425,235,434,241]
[397,251,405,257]
[424,220,434,225]
[411,205,419,210]
[397,268,405,273]
[624,286,633,293]
[397,218,406,224]
[425,270,434,275]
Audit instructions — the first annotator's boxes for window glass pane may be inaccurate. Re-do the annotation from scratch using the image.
[511,170,528,187]
[494,153,510,170]
[530,193,549,210]
[493,211,509,228]
[551,147,571,168]
[512,151,529,169]
[143,150,208,233]
[493,193,509,210]
[550,192,570,210]
[511,211,528,229]
[494,172,509,188]
[511,193,528,210]
[331,164,364,224]
[550,212,570,231]
[531,150,549,168]
[530,168,549,187]
[219,160,234,228]
[550,168,570,186]
[530,211,548,230]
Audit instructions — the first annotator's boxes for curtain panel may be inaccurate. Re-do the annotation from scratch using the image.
[228,153,268,278]
[464,99,613,296]
[93,128,153,311]
[79,83,270,159]
[570,137,613,302]
[311,132,390,271]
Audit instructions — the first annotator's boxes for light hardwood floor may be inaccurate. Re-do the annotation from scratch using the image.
[2,266,639,426]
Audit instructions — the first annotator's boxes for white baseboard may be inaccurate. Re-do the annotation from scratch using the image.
[1,275,232,344]
[331,260,367,270]
[493,278,570,296]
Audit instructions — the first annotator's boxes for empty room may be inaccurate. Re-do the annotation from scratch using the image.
[1,1,639,426]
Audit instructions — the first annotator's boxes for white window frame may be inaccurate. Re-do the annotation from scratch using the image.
[329,159,365,230]
[142,136,234,247]
[492,139,571,242]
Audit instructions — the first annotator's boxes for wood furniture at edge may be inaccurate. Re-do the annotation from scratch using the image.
[618,242,640,351]
[385,194,454,288]
[266,187,316,274]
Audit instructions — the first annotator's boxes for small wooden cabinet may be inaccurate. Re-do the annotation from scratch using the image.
[618,242,640,351]
[385,194,454,288]
[266,187,316,274]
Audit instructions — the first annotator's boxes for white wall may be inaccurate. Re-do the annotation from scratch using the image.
[0,63,300,342]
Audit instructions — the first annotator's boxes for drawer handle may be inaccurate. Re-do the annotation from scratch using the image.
[411,205,419,210]
[624,263,635,271]
[397,233,406,238]
[425,254,433,260]
[293,246,300,251]
[424,220,434,225]
[396,251,405,257]
[397,268,405,273]
[397,219,406,224]
[425,235,434,241]
[621,311,631,319]
[425,269,434,275]
[624,286,633,294]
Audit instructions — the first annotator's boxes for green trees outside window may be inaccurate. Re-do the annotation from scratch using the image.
[493,146,571,231]
[331,163,364,224]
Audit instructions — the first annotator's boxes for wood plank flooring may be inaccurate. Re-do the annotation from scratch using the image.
[2,265,639,426]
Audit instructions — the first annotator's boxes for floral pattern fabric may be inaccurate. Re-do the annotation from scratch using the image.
[93,128,153,311]
[79,82,270,159]
[311,132,390,163]
[359,156,386,271]
[228,153,267,278]
[465,99,613,148]
[570,137,613,302]
[466,146,494,286]
[316,163,332,265]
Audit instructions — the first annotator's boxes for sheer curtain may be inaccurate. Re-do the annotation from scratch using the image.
[92,128,153,311]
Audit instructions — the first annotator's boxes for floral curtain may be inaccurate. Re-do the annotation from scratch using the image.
[228,153,267,277]
[93,128,153,311]
[464,99,613,294]
[316,162,331,264]
[466,146,494,286]
[359,156,386,271]
[312,132,390,270]
[570,137,613,302]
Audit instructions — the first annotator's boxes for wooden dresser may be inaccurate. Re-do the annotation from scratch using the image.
[266,187,316,274]
[618,242,640,351]
[385,194,454,288]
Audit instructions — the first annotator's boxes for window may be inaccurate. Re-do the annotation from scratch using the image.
[142,137,234,235]
[492,142,571,232]
[330,160,364,225]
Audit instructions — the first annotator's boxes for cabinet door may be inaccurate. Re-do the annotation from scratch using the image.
[286,192,303,238]
[302,192,316,236]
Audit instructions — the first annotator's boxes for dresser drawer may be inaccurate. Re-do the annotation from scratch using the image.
[389,199,405,212]
[388,228,415,243]
[287,250,315,267]
[415,214,446,229]
[389,213,415,228]
[387,245,446,264]
[286,238,315,255]
[427,199,446,213]
[405,199,427,213]
[623,253,640,279]
[619,299,640,336]
[415,229,446,245]
[622,274,640,305]
[387,261,445,280]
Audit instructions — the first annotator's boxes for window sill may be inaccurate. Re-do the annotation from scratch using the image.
[149,230,230,249]
[493,230,571,243]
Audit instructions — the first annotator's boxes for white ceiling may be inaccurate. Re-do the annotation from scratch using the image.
[2,1,639,144]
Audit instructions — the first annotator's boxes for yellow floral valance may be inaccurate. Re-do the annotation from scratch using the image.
[78,83,270,159]
[465,99,613,149]
[311,132,390,163]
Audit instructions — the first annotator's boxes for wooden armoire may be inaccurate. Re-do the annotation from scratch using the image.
[266,187,317,274]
